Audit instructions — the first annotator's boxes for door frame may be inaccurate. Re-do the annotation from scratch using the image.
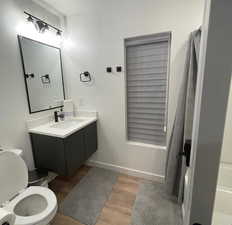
[184,0,232,224]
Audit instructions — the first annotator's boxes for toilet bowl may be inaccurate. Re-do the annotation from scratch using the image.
[0,151,57,225]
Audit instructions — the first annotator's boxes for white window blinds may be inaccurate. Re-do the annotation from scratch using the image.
[125,32,171,146]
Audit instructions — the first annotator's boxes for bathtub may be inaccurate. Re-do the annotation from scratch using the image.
[212,163,232,225]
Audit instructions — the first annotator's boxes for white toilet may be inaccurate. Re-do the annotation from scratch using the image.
[0,151,57,225]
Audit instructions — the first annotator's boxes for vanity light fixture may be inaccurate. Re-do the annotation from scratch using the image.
[24,11,62,36]
[27,15,34,23]
[35,20,49,33]
[56,30,62,36]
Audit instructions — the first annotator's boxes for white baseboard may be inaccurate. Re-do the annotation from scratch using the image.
[86,160,165,183]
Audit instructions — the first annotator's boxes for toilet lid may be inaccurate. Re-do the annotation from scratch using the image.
[0,151,28,205]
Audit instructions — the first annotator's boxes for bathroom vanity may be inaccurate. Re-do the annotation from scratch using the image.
[18,35,98,177]
[29,117,97,176]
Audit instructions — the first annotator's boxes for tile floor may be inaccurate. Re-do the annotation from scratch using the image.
[50,165,142,225]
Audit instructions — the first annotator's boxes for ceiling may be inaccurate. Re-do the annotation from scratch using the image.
[33,0,96,16]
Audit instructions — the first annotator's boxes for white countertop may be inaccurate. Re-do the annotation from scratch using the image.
[28,116,97,138]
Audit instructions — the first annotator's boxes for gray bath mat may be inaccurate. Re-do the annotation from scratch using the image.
[59,167,118,225]
[132,181,182,225]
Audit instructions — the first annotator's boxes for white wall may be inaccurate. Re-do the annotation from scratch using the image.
[221,79,232,164]
[0,0,61,169]
[62,0,205,177]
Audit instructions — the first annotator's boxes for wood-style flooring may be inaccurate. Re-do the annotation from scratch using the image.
[50,165,143,225]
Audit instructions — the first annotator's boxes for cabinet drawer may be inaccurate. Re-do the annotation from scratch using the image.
[30,134,66,175]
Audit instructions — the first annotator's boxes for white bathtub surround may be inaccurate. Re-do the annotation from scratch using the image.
[217,163,232,191]
[212,81,232,224]
[213,189,232,225]
[212,163,232,225]
[185,162,232,225]
[221,80,232,164]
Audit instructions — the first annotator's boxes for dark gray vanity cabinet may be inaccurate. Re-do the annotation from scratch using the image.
[30,122,97,176]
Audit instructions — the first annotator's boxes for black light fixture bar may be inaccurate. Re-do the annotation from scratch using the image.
[24,11,62,35]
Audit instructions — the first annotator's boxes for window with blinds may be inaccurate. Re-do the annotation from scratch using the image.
[125,32,171,146]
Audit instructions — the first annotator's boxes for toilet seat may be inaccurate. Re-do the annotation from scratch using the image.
[4,186,57,225]
[0,151,57,225]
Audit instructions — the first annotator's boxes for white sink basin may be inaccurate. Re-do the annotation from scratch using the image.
[50,119,85,129]
[28,116,97,138]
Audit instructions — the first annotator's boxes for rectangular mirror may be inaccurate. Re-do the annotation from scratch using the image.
[18,36,65,113]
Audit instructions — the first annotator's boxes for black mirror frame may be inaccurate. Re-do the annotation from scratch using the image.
[17,35,66,114]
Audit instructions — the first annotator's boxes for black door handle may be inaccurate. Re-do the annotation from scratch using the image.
[179,139,191,167]
[179,152,186,156]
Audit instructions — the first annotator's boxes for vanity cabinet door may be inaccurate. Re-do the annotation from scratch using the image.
[85,122,98,159]
[30,134,66,176]
[64,129,85,176]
